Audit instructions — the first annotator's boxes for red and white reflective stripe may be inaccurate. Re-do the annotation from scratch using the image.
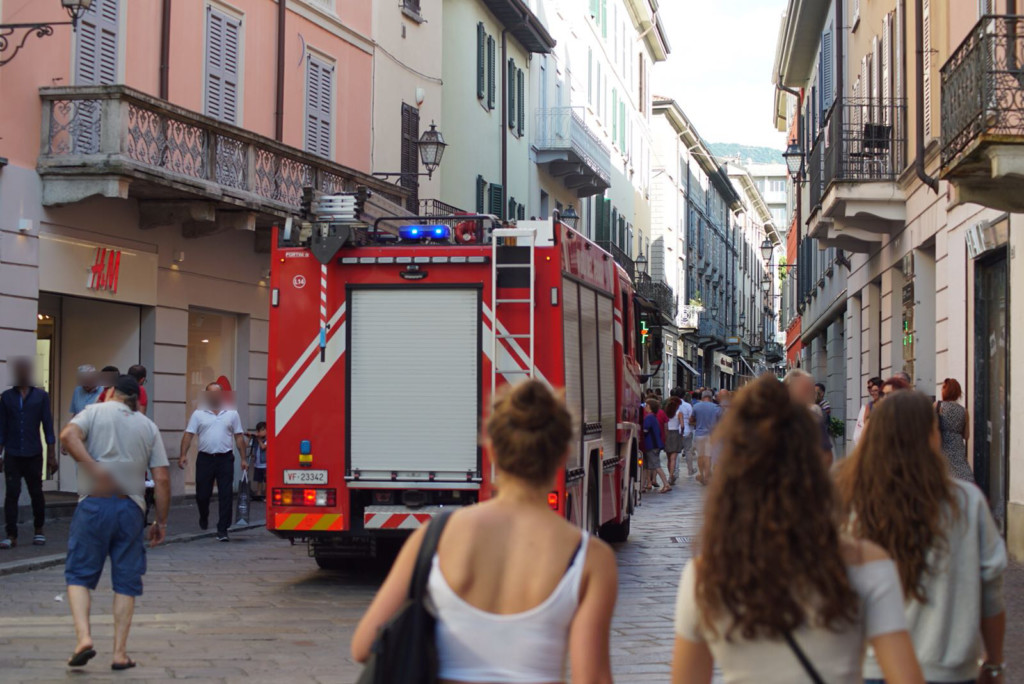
[319,264,328,328]
[481,304,549,386]
[363,512,436,530]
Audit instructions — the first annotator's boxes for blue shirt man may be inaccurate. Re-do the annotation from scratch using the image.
[692,396,721,437]
[0,358,56,546]
[69,365,102,417]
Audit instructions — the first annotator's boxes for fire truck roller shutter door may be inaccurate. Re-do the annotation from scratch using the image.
[597,295,616,463]
[562,279,583,471]
[349,288,480,480]
[580,289,601,425]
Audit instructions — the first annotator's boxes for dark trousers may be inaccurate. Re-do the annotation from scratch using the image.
[4,454,45,538]
[195,452,234,535]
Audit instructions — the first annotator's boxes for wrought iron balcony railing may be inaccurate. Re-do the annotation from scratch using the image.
[596,241,635,281]
[807,96,907,209]
[941,15,1024,167]
[764,341,784,362]
[697,317,725,341]
[38,85,405,216]
[635,273,677,320]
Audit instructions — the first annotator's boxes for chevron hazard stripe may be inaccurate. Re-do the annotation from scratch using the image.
[273,513,344,531]
[363,512,436,530]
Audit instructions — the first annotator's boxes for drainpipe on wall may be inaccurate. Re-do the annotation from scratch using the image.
[275,0,287,142]
[915,0,939,192]
[500,13,528,221]
[159,0,171,100]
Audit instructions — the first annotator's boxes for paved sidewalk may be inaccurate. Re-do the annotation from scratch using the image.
[0,497,266,576]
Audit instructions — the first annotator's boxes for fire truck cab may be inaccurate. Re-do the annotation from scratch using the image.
[266,203,643,567]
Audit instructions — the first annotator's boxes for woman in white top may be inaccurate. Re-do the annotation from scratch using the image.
[836,390,1007,684]
[852,376,883,444]
[352,380,618,684]
[671,375,925,684]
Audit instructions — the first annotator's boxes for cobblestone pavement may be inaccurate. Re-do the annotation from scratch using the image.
[0,475,1019,683]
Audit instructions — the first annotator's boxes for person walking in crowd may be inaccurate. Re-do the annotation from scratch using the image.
[895,370,913,388]
[127,365,149,415]
[934,378,973,483]
[853,376,883,444]
[784,369,834,467]
[881,375,911,399]
[0,358,56,549]
[665,396,685,486]
[673,388,695,480]
[691,390,719,486]
[248,421,268,502]
[643,399,670,493]
[815,382,832,420]
[59,375,170,670]
[179,383,247,542]
[69,365,102,417]
[352,380,618,682]
[671,376,925,684]
[836,390,1006,684]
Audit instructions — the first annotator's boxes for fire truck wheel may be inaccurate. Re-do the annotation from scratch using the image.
[314,555,346,571]
[599,514,631,543]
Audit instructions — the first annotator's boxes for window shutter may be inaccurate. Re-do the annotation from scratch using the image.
[601,0,607,38]
[508,197,517,221]
[923,0,932,139]
[508,59,516,129]
[882,13,892,126]
[205,8,241,124]
[400,103,420,213]
[590,0,599,19]
[487,36,496,109]
[76,0,119,85]
[488,183,505,218]
[477,23,486,100]
[620,101,626,151]
[612,88,618,142]
[517,69,525,137]
[476,176,487,214]
[895,1,905,102]
[517,204,525,221]
[305,56,334,158]
[821,27,834,112]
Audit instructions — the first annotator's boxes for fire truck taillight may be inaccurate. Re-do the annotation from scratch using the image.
[547,492,559,510]
[272,488,336,507]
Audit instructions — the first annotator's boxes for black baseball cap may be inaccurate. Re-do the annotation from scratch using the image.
[114,375,140,397]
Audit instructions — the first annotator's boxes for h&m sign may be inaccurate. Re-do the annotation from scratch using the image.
[88,247,122,293]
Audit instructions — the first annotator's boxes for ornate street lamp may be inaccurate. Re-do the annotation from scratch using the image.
[1,0,93,67]
[635,252,648,276]
[783,140,804,181]
[760,237,773,262]
[560,205,580,230]
[761,273,773,294]
[374,121,447,181]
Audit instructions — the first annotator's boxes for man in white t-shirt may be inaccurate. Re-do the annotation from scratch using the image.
[59,375,170,670]
[179,383,247,541]
[672,388,695,478]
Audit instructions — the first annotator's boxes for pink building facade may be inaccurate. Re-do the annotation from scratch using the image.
[0,0,401,497]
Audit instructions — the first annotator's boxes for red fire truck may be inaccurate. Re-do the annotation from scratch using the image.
[265,205,644,567]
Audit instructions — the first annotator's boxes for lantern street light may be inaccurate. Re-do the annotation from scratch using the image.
[760,237,774,262]
[560,205,580,230]
[783,140,804,181]
[1,0,93,67]
[373,121,447,181]
[761,273,773,294]
[634,252,648,277]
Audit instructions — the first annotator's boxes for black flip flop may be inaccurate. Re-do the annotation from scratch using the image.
[67,647,97,667]
[111,659,136,671]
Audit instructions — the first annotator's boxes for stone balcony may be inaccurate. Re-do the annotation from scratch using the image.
[806,97,907,253]
[534,107,611,198]
[941,15,1024,212]
[37,85,407,241]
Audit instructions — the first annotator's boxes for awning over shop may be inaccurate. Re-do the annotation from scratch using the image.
[676,358,700,377]
[739,356,757,376]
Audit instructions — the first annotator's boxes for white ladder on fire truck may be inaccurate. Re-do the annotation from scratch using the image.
[490,226,536,402]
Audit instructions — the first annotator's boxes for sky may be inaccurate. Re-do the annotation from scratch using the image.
[653,0,789,150]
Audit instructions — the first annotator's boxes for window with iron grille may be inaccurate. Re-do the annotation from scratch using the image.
[401,103,420,213]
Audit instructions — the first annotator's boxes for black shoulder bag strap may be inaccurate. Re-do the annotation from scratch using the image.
[783,631,825,684]
[409,509,454,603]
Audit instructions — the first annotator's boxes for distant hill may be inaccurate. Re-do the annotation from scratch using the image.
[708,143,783,165]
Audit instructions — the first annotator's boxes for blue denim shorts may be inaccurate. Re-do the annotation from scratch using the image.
[65,496,147,597]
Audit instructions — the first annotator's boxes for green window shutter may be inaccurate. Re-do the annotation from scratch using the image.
[476,175,487,214]
[517,69,525,136]
[517,204,525,221]
[601,0,607,38]
[488,183,504,217]
[477,23,485,100]
[508,197,516,220]
[508,58,516,129]
[590,0,599,18]
[487,36,496,109]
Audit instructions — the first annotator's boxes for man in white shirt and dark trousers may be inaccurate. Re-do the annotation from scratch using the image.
[179,383,247,541]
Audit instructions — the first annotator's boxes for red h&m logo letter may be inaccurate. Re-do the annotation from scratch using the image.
[88,248,121,293]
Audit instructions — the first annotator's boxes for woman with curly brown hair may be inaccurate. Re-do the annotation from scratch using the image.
[836,390,1007,684]
[671,375,924,684]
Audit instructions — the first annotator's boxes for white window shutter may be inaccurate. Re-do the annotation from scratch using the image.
[206,9,241,125]
[923,0,932,140]
[305,56,333,158]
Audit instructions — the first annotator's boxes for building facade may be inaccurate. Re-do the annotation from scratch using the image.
[774,0,1023,558]
[0,0,403,499]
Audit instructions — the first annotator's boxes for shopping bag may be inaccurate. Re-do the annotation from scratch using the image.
[235,473,250,526]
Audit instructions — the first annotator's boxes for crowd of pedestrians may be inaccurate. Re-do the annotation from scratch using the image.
[354,372,1006,684]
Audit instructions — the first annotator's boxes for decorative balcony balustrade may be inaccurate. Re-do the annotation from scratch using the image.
[38,85,405,219]
[697,317,725,342]
[764,341,784,363]
[534,107,611,196]
[635,273,677,321]
[941,16,1024,168]
[596,240,635,281]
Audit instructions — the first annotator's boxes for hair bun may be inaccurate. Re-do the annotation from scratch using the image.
[507,381,557,430]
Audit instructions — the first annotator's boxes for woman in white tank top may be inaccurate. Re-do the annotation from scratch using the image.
[353,381,618,684]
